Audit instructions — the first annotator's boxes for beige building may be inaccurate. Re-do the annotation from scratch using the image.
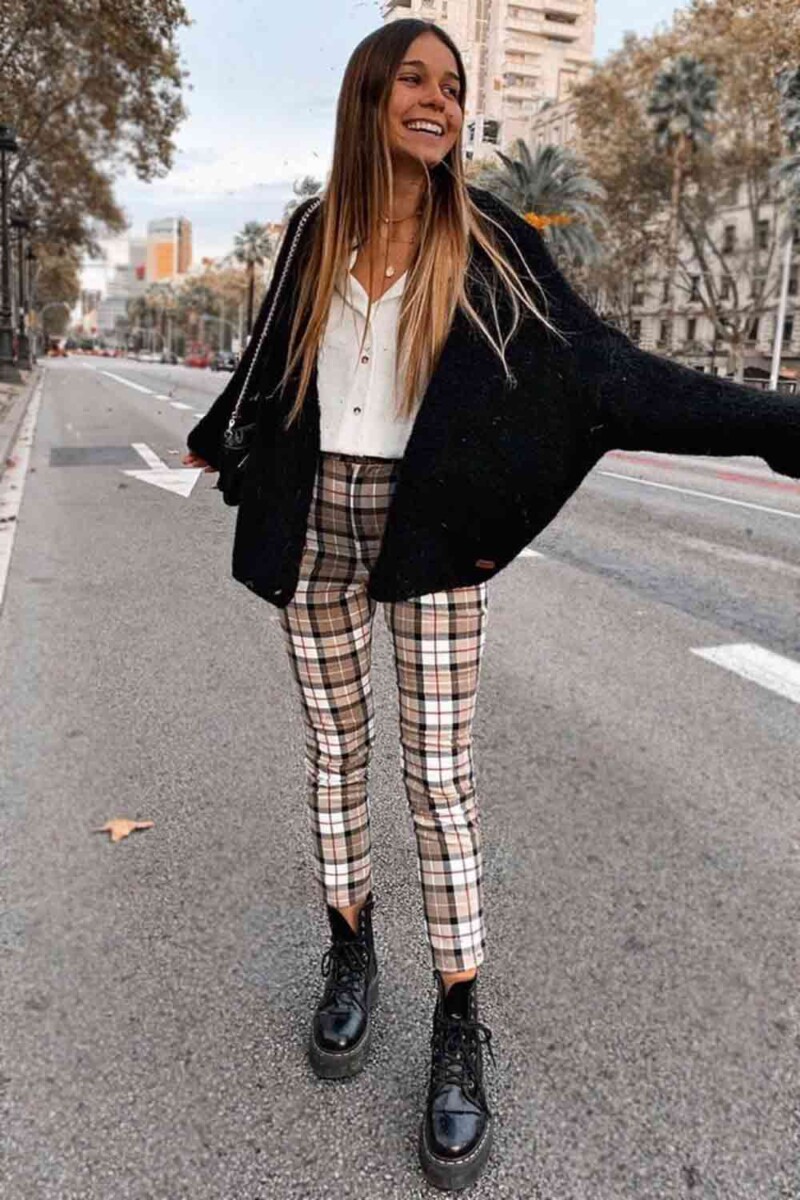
[383,0,595,157]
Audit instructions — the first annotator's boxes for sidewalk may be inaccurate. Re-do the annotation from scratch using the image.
[0,366,41,482]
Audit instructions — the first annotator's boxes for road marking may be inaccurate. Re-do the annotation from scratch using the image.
[193,412,205,419]
[0,375,44,613]
[156,393,173,401]
[674,534,800,579]
[99,370,154,395]
[599,470,800,521]
[170,401,193,411]
[692,643,800,706]
[122,442,202,497]
[519,547,543,558]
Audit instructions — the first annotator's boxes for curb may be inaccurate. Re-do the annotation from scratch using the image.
[0,366,42,485]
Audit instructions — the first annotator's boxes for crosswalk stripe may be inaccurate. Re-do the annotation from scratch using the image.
[691,643,800,706]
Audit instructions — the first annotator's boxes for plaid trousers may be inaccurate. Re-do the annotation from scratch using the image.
[277,451,489,973]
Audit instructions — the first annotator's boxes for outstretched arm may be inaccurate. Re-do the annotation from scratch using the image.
[481,188,800,480]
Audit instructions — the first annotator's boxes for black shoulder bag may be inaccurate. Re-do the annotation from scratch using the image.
[217,197,323,506]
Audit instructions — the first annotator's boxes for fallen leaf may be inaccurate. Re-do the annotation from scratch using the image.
[93,818,154,843]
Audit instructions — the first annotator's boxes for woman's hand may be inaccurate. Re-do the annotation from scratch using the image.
[182,451,217,473]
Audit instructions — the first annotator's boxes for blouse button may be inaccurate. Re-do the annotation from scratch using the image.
[353,407,362,414]
[360,354,369,364]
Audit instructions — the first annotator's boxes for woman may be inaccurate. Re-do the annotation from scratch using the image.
[184,19,800,1193]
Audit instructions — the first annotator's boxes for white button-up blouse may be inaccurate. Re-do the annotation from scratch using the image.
[316,248,418,459]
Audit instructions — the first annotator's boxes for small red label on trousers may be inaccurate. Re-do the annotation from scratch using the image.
[475,558,496,569]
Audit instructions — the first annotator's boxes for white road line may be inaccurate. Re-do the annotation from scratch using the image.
[692,643,800,707]
[156,393,173,401]
[599,470,800,521]
[519,547,543,558]
[131,442,165,470]
[193,412,205,419]
[99,370,154,395]
[170,401,193,411]
[0,376,44,613]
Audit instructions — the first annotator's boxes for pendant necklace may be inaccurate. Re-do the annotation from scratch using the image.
[380,210,421,277]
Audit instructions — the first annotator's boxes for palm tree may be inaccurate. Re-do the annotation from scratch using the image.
[477,140,606,266]
[769,66,800,387]
[647,55,718,350]
[233,222,274,338]
[283,175,323,223]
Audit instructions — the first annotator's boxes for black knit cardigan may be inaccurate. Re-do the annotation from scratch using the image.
[187,187,800,608]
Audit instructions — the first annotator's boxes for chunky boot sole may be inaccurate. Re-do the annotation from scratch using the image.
[418,1116,493,1192]
[308,975,379,1080]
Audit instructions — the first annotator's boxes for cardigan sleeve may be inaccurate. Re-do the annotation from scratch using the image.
[185,198,317,470]
[488,194,800,480]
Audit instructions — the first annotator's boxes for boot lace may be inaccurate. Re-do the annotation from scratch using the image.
[431,1009,495,1100]
[320,938,369,1008]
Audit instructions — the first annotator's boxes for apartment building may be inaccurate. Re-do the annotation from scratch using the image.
[625,192,800,381]
[146,217,193,283]
[383,0,595,158]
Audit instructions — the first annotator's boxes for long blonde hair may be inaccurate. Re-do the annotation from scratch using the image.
[281,19,559,429]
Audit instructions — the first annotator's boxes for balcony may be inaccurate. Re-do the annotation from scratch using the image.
[382,0,411,10]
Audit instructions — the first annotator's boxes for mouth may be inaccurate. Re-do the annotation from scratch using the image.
[403,119,446,139]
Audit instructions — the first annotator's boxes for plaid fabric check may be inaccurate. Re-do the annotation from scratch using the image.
[278,452,489,973]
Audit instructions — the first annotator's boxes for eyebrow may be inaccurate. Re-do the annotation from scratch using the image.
[399,59,461,84]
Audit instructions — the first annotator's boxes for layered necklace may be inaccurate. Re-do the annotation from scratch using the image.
[378,209,422,278]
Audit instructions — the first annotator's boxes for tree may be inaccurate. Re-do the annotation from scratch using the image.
[233,223,274,338]
[476,140,606,266]
[283,175,323,223]
[0,0,190,254]
[31,245,80,340]
[646,55,718,350]
[573,0,800,378]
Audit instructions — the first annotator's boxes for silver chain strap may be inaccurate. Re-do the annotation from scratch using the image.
[225,196,323,434]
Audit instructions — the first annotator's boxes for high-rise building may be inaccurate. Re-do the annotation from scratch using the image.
[383,0,595,158]
[146,217,192,282]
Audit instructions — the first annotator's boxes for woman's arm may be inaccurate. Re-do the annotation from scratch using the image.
[185,197,319,470]
[480,189,800,479]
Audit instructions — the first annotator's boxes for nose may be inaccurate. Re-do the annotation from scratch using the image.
[420,85,446,111]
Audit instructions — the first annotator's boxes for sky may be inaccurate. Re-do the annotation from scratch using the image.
[91,0,683,286]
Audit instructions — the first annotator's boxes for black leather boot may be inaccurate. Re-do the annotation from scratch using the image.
[419,973,494,1191]
[308,893,378,1079]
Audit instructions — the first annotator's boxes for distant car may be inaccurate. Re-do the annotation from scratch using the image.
[160,350,178,365]
[210,350,238,372]
[184,349,212,369]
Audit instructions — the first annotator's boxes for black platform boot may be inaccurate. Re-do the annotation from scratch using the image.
[418,973,494,1191]
[308,893,378,1080]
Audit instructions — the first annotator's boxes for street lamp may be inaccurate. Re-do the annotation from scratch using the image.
[0,123,20,380]
[10,212,31,369]
[25,245,36,360]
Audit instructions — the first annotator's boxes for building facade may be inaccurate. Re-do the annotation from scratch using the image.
[383,0,595,158]
[145,217,192,283]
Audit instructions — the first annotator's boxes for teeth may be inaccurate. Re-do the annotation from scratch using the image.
[405,121,444,136]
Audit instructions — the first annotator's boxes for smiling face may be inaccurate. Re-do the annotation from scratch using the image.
[385,31,464,170]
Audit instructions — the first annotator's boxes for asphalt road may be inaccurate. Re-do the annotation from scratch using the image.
[1,358,798,1200]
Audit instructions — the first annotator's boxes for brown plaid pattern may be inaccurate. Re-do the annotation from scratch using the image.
[277,451,489,973]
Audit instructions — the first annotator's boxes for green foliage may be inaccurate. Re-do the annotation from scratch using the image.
[476,140,606,266]
[646,55,718,150]
[0,0,190,254]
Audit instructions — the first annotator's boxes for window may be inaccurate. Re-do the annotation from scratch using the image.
[784,316,795,345]
[545,10,577,23]
[789,267,799,297]
[746,317,759,343]
[720,274,733,301]
[658,319,671,347]
[757,219,770,251]
[631,320,642,344]
[483,119,500,145]
[662,277,670,304]
[631,280,645,306]
[722,224,736,254]
[686,317,697,342]
[689,275,701,302]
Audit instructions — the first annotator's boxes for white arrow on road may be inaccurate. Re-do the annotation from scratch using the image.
[122,443,202,497]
